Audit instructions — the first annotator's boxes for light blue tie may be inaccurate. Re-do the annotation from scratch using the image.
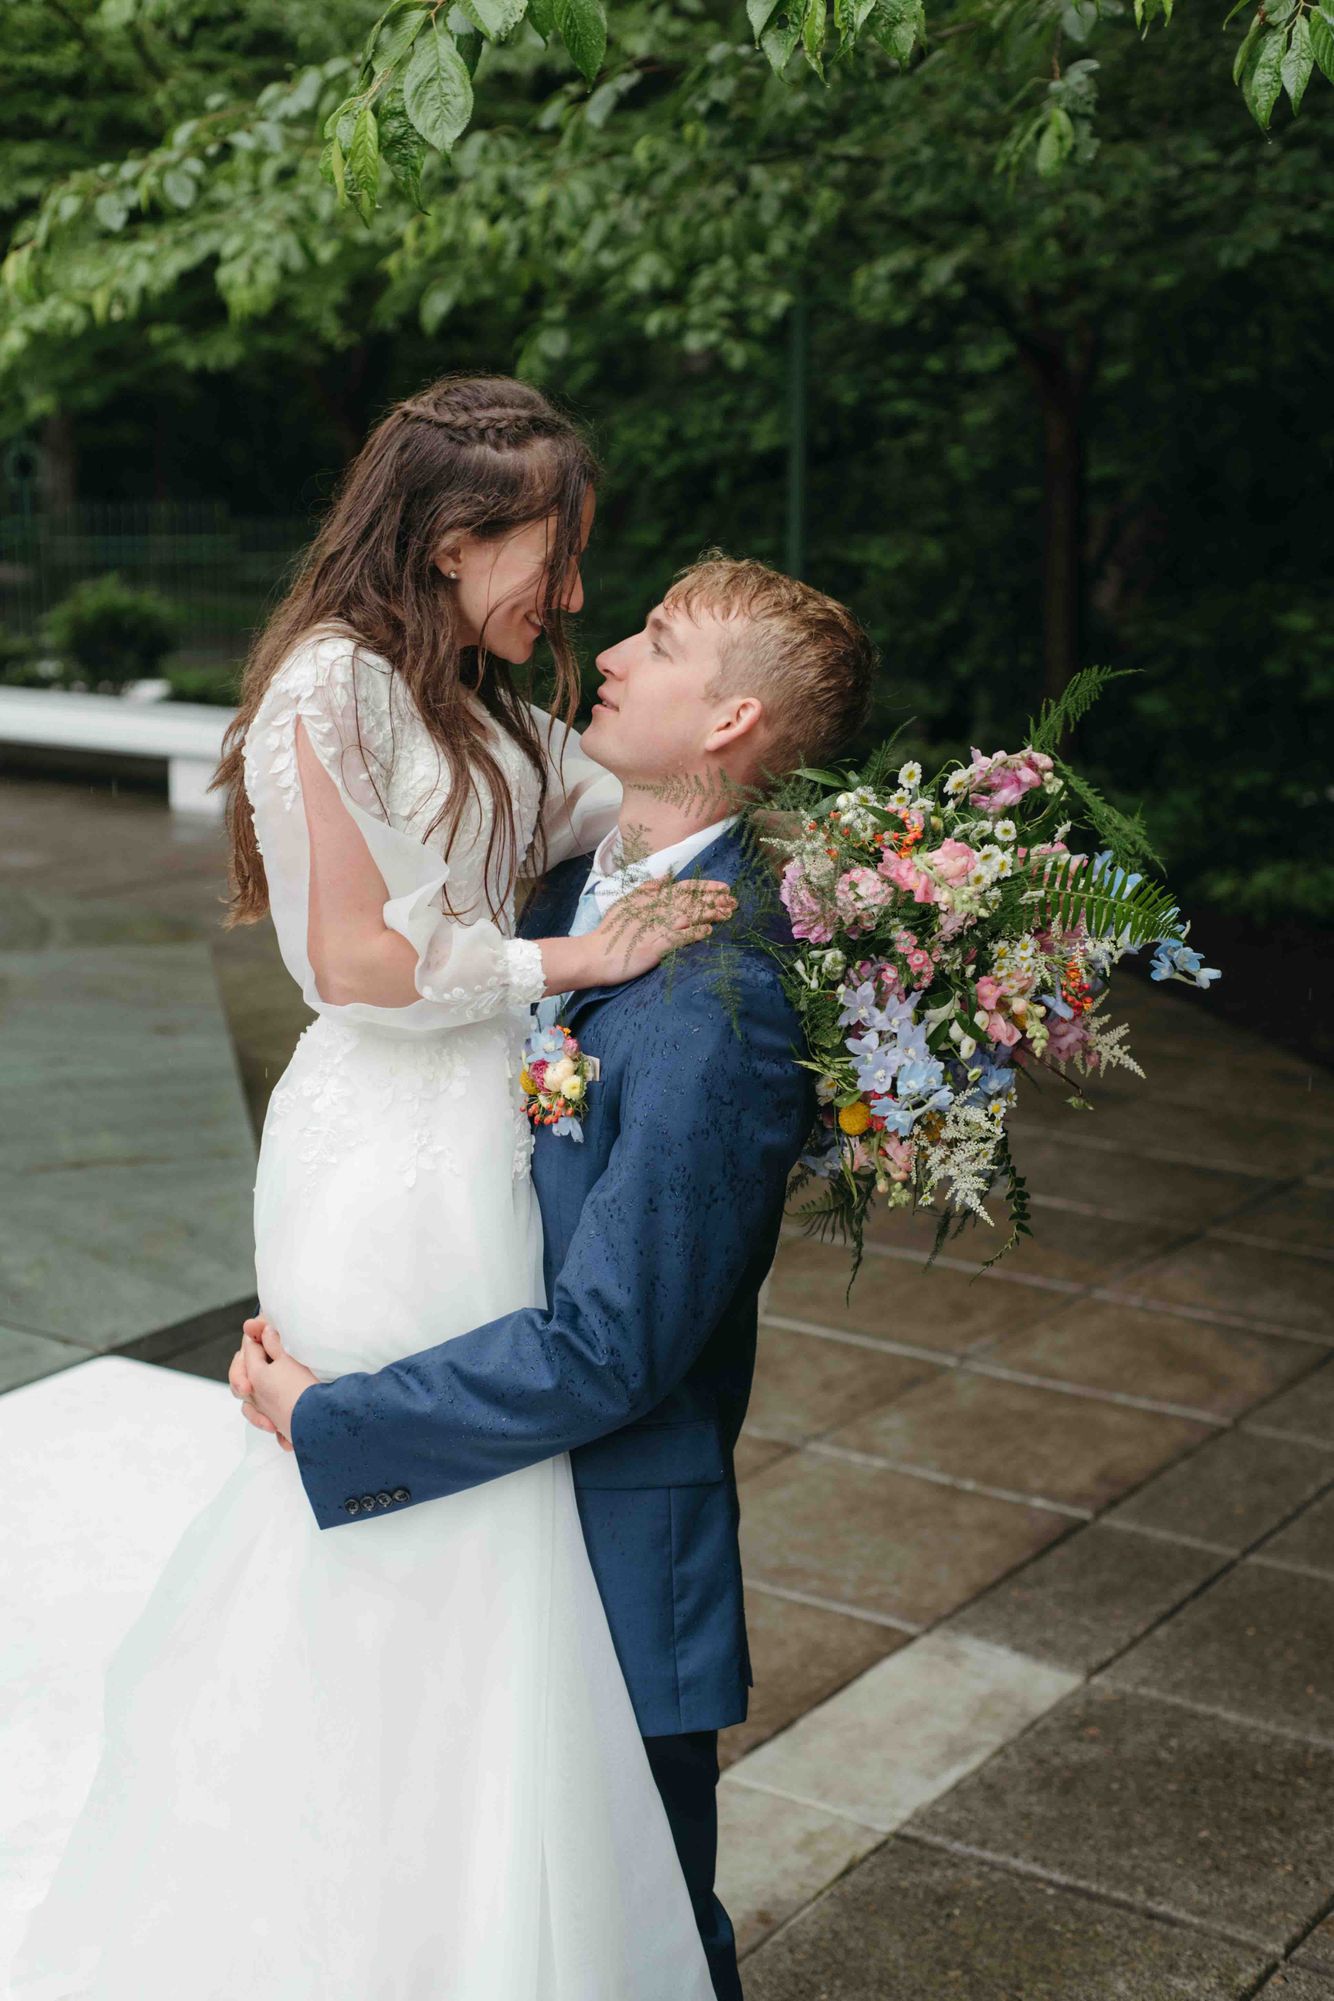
[534,876,607,1033]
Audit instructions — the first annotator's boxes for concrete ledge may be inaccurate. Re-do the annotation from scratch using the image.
[0,685,234,816]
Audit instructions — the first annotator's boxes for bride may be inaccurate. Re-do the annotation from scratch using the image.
[8,374,731,2000]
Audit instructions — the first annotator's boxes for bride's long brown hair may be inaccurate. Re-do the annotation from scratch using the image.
[214,373,599,925]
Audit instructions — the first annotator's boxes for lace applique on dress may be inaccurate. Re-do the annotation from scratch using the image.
[266,1021,479,1188]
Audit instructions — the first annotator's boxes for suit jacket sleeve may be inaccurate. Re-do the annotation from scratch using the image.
[288,967,811,1529]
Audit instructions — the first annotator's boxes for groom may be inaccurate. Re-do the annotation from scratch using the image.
[233,553,875,1998]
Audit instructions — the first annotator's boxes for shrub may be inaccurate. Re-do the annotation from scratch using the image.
[42,573,179,689]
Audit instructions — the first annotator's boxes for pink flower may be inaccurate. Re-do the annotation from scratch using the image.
[968,747,1054,814]
[780,859,835,944]
[881,1135,915,1181]
[881,853,938,904]
[975,975,1021,1046]
[1045,1013,1094,1067]
[924,838,976,887]
[835,866,896,935]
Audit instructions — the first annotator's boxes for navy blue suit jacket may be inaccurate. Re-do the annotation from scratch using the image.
[288,824,813,1737]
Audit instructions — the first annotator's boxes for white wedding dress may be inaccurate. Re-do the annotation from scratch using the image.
[8,630,716,2001]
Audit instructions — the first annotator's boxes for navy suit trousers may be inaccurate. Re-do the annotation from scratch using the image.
[642,1730,743,2001]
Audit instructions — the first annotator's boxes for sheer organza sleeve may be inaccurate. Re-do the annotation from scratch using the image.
[244,635,546,1036]
[524,704,622,873]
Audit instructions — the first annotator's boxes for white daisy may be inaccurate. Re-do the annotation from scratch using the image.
[994,818,1018,843]
[897,760,923,790]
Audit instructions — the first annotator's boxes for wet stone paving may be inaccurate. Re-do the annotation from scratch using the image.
[3,772,1333,1998]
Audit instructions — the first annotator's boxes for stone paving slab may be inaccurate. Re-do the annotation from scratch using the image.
[1103,1238,1334,1342]
[946,1521,1228,1675]
[743,1322,938,1446]
[742,1835,1268,2000]
[0,1325,91,1395]
[727,1631,1078,1834]
[910,1682,1334,1949]
[714,1783,882,1957]
[1293,1912,1334,1975]
[734,1432,795,1481]
[764,1238,1055,1354]
[999,1134,1279,1228]
[0,1156,256,1350]
[864,1196,1181,1288]
[1106,1562,1334,1745]
[739,1448,1070,1627]
[1220,1179,1334,1254]
[1255,1968,1334,1997]
[721,1586,908,1767]
[1245,1359,1334,1445]
[824,1369,1210,1512]
[982,1297,1318,1419]
[1253,1487,1334,1577]
[1010,1088,1334,1177]
[1108,1426,1334,1551]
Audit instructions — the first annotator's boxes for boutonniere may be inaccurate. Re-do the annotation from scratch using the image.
[521,1024,600,1142]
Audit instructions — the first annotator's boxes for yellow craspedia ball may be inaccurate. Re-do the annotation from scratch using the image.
[520,1069,537,1095]
[838,1101,872,1135]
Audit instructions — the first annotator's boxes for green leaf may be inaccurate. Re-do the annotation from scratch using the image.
[1244,23,1287,125]
[323,94,361,147]
[318,133,347,204]
[94,192,129,232]
[378,82,427,207]
[747,0,781,35]
[448,8,485,73]
[347,103,380,223]
[834,0,880,41]
[1035,105,1075,175]
[794,766,851,787]
[1231,10,1263,82]
[554,0,607,81]
[458,0,528,38]
[802,0,827,74]
[1310,5,1334,79]
[761,11,803,71]
[160,167,197,210]
[527,0,557,38]
[1282,11,1314,106]
[403,24,475,150]
[362,1,431,77]
[868,0,924,64]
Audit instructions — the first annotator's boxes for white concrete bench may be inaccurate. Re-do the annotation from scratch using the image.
[0,685,235,814]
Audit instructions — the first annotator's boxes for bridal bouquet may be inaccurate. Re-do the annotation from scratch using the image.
[758,670,1219,1276]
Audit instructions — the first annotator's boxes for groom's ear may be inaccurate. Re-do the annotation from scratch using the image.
[703,695,764,756]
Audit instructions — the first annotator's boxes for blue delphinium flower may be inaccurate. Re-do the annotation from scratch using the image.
[896,1054,946,1099]
[838,980,890,1032]
[1038,990,1074,1021]
[551,1115,584,1142]
[532,1026,568,1060]
[855,1046,899,1096]
[1150,940,1221,988]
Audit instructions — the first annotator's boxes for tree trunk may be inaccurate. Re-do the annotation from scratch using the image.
[1018,319,1098,708]
[39,412,78,509]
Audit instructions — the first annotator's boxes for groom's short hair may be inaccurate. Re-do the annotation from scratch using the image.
[664,552,875,777]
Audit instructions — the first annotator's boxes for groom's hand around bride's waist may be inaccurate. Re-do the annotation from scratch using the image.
[228,1315,319,1452]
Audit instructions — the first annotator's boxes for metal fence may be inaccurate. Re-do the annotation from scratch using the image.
[0,503,313,668]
